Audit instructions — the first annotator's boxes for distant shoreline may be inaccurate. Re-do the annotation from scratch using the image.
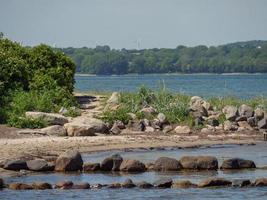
[75,72,267,76]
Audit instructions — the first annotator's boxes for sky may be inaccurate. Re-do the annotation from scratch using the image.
[0,0,267,49]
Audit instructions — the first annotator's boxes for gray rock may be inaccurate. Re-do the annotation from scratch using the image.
[41,125,67,136]
[3,159,28,171]
[235,116,247,122]
[107,92,120,105]
[55,181,74,189]
[121,178,136,188]
[0,178,4,188]
[247,117,256,127]
[232,179,251,187]
[154,157,182,171]
[26,159,54,171]
[237,121,253,130]
[25,111,68,125]
[222,106,238,121]
[254,178,267,186]
[207,119,219,127]
[140,106,157,116]
[174,126,191,134]
[55,150,83,171]
[163,125,173,134]
[157,113,167,124]
[179,156,218,170]
[100,154,123,171]
[220,158,256,169]
[110,124,121,135]
[137,181,153,189]
[119,159,146,172]
[258,118,267,129]
[255,108,265,120]
[32,182,53,190]
[153,178,173,188]
[239,104,254,118]
[198,178,232,187]
[83,162,100,171]
[72,182,90,189]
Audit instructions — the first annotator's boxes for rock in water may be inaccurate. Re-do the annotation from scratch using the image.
[26,159,54,171]
[100,154,123,171]
[153,178,173,188]
[198,178,232,187]
[172,180,197,188]
[55,150,83,171]
[254,178,267,186]
[119,159,146,172]
[220,158,256,169]
[0,178,4,188]
[55,181,74,189]
[121,178,136,188]
[83,162,100,172]
[137,181,153,189]
[9,183,33,190]
[179,156,218,170]
[154,157,182,171]
[32,182,52,190]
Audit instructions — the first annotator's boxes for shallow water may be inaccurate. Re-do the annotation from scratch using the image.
[74,74,267,98]
[2,143,267,200]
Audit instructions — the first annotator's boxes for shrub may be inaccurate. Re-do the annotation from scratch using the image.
[102,107,131,124]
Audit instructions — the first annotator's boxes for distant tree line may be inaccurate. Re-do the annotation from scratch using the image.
[58,40,267,75]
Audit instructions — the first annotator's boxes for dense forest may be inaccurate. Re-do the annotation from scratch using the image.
[59,40,267,74]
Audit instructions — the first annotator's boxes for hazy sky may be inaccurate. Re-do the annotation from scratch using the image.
[1,0,267,49]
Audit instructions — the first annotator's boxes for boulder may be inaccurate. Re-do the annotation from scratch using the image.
[0,178,4,189]
[9,183,33,190]
[41,125,67,136]
[232,179,251,187]
[258,118,267,129]
[172,180,197,188]
[190,96,203,106]
[55,150,83,171]
[26,159,54,171]
[145,162,154,171]
[72,182,90,189]
[121,178,136,188]
[179,156,218,170]
[154,157,182,171]
[247,117,256,127]
[153,178,173,188]
[145,126,155,132]
[235,116,247,122]
[64,118,108,136]
[119,159,146,172]
[3,159,28,171]
[194,117,204,126]
[237,121,253,130]
[32,182,52,190]
[198,178,232,187]
[83,162,100,172]
[110,124,121,135]
[239,104,254,118]
[163,125,173,134]
[25,111,68,125]
[255,108,265,120]
[223,120,238,131]
[157,113,167,124]
[174,126,191,134]
[222,106,238,121]
[100,154,123,171]
[254,178,267,186]
[220,158,256,169]
[207,119,219,127]
[107,183,121,189]
[137,181,153,189]
[55,181,74,189]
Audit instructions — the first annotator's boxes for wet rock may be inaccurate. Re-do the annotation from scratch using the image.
[121,178,136,188]
[91,184,104,189]
[255,108,265,120]
[72,182,90,189]
[9,183,33,190]
[41,125,67,136]
[198,178,232,187]
[145,162,154,171]
[83,162,100,172]
[25,111,68,125]
[174,126,191,134]
[232,179,251,187]
[55,150,83,171]
[222,106,238,121]
[239,104,254,118]
[220,158,256,170]
[64,118,108,136]
[3,159,28,171]
[153,178,173,188]
[179,156,218,170]
[137,181,153,189]
[258,118,267,129]
[254,178,267,186]
[100,154,123,171]
[32,182,52,190]
[172,180,197,188]
[26,159,54,171]
[119,159,146,172]
[0,178,4,188]
[154,157,182,171]
[55,181,74,189]
[107,183,121,189]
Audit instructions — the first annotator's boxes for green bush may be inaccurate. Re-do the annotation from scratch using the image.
[102,107,131,125]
